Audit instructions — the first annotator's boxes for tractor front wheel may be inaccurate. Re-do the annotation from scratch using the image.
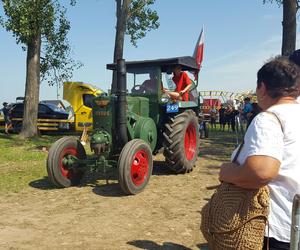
[47,136,87,188]
[118,139,153,195]
[163,110,199,173]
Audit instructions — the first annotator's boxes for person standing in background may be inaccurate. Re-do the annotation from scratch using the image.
[209,106,217,129]
[1,102,12,134]
[229,106,239,132]
[224,105,233,131]
[246,102,262,128]
[241,97,253,124]
[218,104,226,131]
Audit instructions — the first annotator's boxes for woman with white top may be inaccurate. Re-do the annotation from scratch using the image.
[219,57,300,250]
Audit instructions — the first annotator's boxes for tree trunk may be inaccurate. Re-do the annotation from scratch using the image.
[111,0,130,94]
[19,34,41,139]
[281,0,297,56]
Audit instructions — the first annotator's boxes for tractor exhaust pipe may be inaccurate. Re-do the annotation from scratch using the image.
[116,59,128,147]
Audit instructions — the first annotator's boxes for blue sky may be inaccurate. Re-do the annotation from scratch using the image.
[0,0,298,105]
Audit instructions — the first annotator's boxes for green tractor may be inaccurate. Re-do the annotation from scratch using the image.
[47,57,200,195]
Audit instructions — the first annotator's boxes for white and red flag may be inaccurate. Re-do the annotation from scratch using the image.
[193,28,204,80]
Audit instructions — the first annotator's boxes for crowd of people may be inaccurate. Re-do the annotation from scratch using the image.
[204,97,260,134]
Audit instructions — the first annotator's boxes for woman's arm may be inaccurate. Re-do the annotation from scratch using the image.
[219,155,280,189]
[179,83,192,96]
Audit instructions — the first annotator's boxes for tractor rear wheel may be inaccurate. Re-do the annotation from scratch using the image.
[163,110,199,173]
[118,139,153,195]
[47,136,87,188]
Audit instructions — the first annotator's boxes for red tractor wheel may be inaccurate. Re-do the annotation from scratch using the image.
[163,110,199,173]
[118,139,153,195]
[47,137,87,187]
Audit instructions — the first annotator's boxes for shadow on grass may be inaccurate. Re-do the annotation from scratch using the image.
[0,132,13,139]
[90,161,176,197]
[29,168,127,197]
[84,170,128,197]
[127,240,192,250]
[29,177,57,190]
[152,160,175,176]
[29,160,178,196]
[92,183,126,197]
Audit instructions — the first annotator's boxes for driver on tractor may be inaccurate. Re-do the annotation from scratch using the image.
[164,65,192,101]
[140,72,157,93]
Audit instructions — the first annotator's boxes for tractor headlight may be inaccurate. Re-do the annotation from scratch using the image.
[161,93,170,103]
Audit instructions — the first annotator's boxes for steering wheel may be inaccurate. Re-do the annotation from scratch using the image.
[131,84,145,94]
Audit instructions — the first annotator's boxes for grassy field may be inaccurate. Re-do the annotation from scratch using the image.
[0,133,60,193]
[0,126,242,194]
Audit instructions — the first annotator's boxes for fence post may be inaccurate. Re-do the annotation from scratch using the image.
[290,194,300,250]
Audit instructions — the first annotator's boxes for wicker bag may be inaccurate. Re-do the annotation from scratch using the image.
[200,111,284,249]
[200,182,269,250]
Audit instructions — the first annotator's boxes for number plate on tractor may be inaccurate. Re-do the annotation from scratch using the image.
[166,103,179,113]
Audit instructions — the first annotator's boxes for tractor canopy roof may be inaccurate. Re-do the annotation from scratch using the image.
[107,56,198,74]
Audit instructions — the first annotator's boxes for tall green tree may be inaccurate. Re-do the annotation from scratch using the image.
[264,0,299,56]
[112,0,159,93]
[0,0,78,138]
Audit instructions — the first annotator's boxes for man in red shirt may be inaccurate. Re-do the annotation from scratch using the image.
[164,65,192,101]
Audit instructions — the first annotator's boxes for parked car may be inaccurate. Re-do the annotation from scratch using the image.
[10,102,70,133]
[10,102,68,119]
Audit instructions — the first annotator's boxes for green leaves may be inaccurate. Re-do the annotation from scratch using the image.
[126,0,160,47]
[0,0,81,86]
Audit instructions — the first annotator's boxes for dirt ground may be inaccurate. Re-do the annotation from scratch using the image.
[0,135,232,250]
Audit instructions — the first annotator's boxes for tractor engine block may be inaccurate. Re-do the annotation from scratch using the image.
[90,130,112,156]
